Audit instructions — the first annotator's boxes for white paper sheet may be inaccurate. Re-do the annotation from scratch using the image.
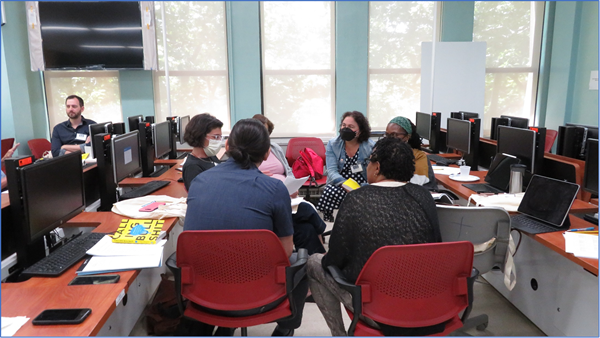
[1,316,29,336]
[86,235,166,257]
[78,252,163,275]
[563,232,599,259]
[284,175,309,195]
[432,166,461,176]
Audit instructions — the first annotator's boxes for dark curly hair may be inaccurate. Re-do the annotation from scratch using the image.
[227,119,271,169]
[370,137,415,182]
[340,111,371,143]
[184,113,224,148]
[251,114,274,135]
[405,119,423,150]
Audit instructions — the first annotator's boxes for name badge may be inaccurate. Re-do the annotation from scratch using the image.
[75,133,87,142]
[351,164,363,173]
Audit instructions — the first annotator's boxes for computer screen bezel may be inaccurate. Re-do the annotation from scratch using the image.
[88,122,113,158]
[446,118,472,154]
[497,125,537,173]
[500,115,529,129]
[415,112,431,140]
[178,115,190,144]
[152,121,171,159]
[111,130,142,183]
[127,115,143,133]
[583,138,598,195]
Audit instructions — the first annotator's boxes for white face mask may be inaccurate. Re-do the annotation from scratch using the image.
[204,139,222,157]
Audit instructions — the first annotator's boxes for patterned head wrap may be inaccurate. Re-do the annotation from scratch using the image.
[389,116,412,135]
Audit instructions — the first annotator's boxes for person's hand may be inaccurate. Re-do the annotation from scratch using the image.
[290,191,299,199]
[261,170,273,176]
[3,142,20,159]
[85,135,91,143]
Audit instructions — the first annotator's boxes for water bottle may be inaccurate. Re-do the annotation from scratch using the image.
[508,164,527,194]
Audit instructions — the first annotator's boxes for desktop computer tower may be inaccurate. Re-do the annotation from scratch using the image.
[427,112,442,154]
[166,117,178,160]
[93,133,117,211]
[530,127,546,175]
[464,118,480,172]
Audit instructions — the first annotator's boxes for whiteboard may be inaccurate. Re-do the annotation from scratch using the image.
[421,42,486,134]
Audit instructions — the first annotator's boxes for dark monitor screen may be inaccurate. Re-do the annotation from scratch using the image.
[178,115,190,144]
[584,138,598,195]
[89,122,113,158]
[127,115,143,133]
[500,115,529,129]
[497,125,537,173]
[415,112,431,140]
[38,2,144,70]
[446,118,471,154]
[112,131,142,183]
[153,121,171,159]
[19,152,85,243]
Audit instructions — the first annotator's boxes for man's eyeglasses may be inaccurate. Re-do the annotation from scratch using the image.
[206,134,223,141]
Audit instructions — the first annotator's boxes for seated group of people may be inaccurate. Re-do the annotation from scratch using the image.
[181,111,441,336]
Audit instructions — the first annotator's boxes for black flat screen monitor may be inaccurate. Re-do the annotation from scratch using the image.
[178,115,190,144]
[38,2,144,70]
[112,131,142,183]
[153,121,171,159]
[127,115,144,132]
[19,152,85,243]
[89,122,113,158]
[446,118,471,154]
[500,115,529,129]
[415,112,431,140]
[583,138,598,195]
[451,111,479,120]
[497,125,537,173]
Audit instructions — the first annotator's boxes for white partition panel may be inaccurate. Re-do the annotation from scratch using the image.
[421,42,486,134]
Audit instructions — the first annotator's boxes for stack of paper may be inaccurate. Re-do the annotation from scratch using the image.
[77,234,166,275]
[563,231,598,259]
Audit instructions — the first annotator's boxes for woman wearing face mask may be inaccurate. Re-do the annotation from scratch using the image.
[316,111,374,222]
[181,113,223,191]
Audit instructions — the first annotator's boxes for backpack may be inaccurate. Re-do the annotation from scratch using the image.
[292,147,324,181]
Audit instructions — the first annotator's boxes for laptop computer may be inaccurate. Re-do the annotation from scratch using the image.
[510,175,580,234]
[463,153,521,194]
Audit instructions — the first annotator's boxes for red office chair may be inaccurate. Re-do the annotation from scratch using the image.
[286,137,327,201]
[27,138,52,159]
[545,129,558,153]
[174,230,308,336]
[1,138,15,159]
[327,242,474,336]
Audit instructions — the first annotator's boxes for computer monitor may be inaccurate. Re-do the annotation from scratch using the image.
[88,122,112,158]
[415,112,431,140]
[152,121,171,159]
[127,115,143,133]
[112,131,142,183]
[497,125,537,173]
[451,111,479,120]
[490,117,510,140]
[500,115,529,129]
[583,138,598,195]
[446,118,472,154]
[178,115,190,144]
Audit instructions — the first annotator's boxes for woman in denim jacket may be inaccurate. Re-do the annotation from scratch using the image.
[316,111,375,222]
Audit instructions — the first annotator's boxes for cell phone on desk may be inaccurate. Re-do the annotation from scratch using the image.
[69,274,120,285]
[32,308,91,325]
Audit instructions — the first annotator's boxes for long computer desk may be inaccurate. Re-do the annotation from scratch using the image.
[1,198,182,336]
[434,170,599,336]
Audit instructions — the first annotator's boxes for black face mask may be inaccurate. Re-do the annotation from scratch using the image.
[340,128,356,141]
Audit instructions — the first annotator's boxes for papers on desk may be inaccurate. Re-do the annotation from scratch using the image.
[563,231,599,259]
[467,193,524,212]
[284,175,309,195]
[77,235,165,275]
[1,316,29,336]
[432,166,460,176]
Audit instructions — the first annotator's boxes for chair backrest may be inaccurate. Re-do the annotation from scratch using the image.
[177,230,291,311]
[1,138,15,158]
[423,158,438,190]
[436,205,511,274]
[285,137,326,168]
[355,242,473,329]
[27,138,52,159]
[545,129,558,153]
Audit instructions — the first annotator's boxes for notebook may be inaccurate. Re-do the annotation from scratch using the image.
[510,175,580,234]
[463,153,521,194]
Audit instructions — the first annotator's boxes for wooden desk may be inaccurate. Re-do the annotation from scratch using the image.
[119,159,187,198]
[435,171,598,214]
[1,213,179,336]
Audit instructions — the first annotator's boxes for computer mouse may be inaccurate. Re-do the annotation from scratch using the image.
[177,177,184,183]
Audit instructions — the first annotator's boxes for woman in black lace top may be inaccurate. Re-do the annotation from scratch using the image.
[307,137,441,336]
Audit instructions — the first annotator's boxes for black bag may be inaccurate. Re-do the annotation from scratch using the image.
[145,274,182,336]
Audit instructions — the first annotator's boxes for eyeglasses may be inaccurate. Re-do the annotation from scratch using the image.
[206,134,223,141]
[384,132,408,139]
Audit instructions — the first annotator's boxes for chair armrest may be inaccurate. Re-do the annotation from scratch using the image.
[286,248,308,293]
[165,252,184,316]
[327,265,362,336]
[461,267,479,323]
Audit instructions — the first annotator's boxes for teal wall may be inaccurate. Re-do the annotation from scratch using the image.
[1,1,598,144]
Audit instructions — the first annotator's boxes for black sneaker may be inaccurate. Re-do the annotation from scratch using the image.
[272,325,294,336]
[323,213,335,222]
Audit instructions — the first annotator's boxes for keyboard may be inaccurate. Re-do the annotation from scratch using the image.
[119,180,170,200]
[22,232,106,277]
[150,166,169,178]
[510,214,563,234]
[462,183,505,194]
[427,154,458,166]
[176,152,189,159]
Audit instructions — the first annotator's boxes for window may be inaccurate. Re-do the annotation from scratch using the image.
[261,1,335,136]
[473,1,544,134]
[154,2,230,131]
[368,2,437,129]
[44,71,122,131]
